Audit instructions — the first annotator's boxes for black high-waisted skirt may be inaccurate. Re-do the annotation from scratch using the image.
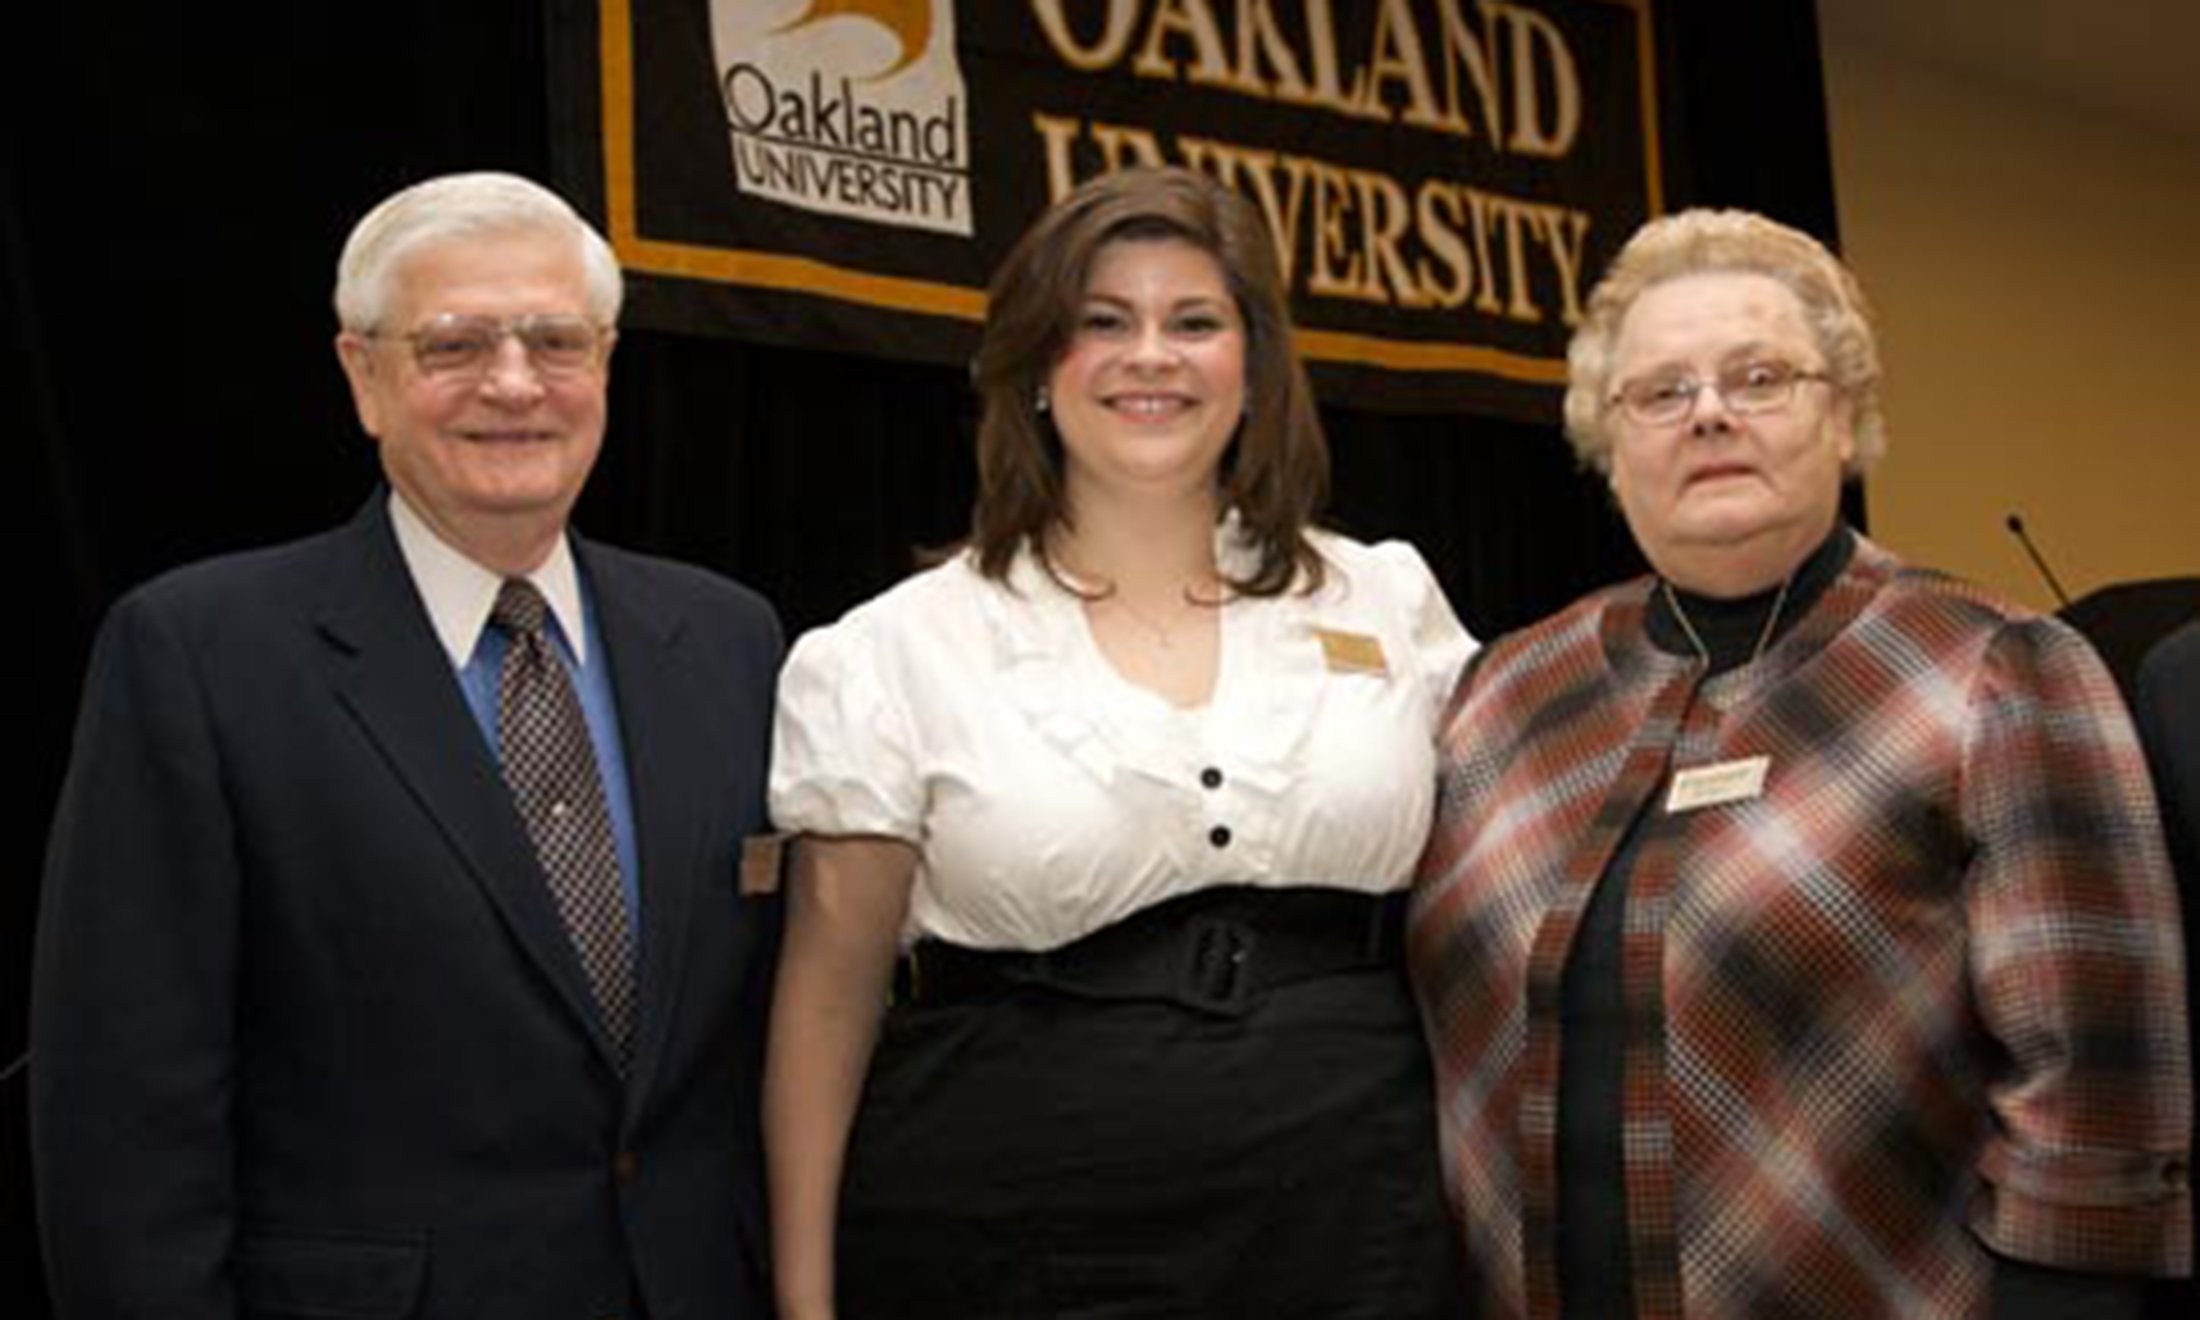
[835,886,1467,1320]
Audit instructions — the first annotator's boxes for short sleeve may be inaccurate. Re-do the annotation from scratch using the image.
[1364,539,1479,730]
[769,612,926,842]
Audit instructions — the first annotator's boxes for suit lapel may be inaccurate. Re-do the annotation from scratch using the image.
[312,501,621,1065]
[581,540,703,1101]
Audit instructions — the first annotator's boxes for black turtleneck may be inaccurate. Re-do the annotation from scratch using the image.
[1642,522,1854,674]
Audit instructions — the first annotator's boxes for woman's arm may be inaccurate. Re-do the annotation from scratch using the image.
[1963,616,2191,1277]
[764,833,919,1320]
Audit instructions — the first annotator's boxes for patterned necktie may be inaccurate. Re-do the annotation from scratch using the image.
[491,577,635,1063]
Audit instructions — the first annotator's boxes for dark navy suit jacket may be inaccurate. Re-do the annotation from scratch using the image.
[33,498,782,1319]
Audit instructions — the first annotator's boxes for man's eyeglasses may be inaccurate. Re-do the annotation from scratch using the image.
[365,314,611,378]
[1609,359,1831,428]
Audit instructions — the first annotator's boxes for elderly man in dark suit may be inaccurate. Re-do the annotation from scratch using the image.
[32,172,782,1320]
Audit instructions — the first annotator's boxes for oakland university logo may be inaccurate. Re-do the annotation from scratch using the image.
[711,0,972,236]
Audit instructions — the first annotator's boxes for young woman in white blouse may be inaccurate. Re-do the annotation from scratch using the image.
[764,166,1477,1320]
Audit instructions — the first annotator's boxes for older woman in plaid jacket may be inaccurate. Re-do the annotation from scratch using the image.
[1410,209,2190,1320]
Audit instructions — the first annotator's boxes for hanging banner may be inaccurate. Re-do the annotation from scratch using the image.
[554,1,1664,417]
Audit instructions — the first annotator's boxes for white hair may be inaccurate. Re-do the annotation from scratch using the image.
[333,172,622,331]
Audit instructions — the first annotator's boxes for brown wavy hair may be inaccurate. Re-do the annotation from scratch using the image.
[968,166,1328,597]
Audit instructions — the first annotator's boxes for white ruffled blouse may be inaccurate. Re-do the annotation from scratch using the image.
[770,521,1476,950]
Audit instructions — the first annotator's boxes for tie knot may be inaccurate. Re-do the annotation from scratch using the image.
[492,577,549,638]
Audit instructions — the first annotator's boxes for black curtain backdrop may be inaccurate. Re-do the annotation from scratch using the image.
[8,3,1839,1312]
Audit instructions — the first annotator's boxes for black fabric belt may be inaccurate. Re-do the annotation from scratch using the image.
[896,885,1407,1017]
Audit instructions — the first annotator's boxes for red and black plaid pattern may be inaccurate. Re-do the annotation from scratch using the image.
[494,578,635,1062]
[1411,538,2191,1319]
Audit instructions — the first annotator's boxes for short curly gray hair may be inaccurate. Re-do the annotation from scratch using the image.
[333,172,622,332]
[1562,209,1885,477]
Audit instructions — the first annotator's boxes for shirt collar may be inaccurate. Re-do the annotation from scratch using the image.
[387,490,588,669]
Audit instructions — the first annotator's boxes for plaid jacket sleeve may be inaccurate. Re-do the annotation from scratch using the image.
[1961,613,2192,1275]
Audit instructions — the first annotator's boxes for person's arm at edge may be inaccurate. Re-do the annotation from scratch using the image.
[764,833,917,1320]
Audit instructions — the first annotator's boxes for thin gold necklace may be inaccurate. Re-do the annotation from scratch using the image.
[1661,572,1794,668]
[1103,593,1186,650]
[1088,576,1225,652]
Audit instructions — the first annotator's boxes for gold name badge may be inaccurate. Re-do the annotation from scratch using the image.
[1314,627,1388,676]
[739,832,788,895]
[1665,755,1771,813]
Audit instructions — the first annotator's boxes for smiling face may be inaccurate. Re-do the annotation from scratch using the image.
[336,227,611,574]
[1046,237,1247,509]
[1607,270,1855,595]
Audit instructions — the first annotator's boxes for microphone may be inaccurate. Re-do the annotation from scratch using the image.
[2004,513,2072,609]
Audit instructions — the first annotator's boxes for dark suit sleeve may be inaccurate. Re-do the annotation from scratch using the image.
[2135,624,2200,884]
[33,587,244,1319]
